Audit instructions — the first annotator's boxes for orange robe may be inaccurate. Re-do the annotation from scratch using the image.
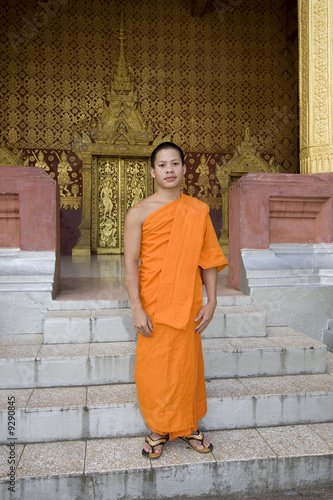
[135,193,228,440]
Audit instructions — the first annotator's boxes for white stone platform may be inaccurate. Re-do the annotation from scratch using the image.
[1,256,333,498]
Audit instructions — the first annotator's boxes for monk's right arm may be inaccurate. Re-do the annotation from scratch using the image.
[124,208,153,337]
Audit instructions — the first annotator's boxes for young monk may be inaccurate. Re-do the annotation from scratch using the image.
[124,142,228,458]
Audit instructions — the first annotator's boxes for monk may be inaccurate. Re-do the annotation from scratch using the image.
[124,142,227,458]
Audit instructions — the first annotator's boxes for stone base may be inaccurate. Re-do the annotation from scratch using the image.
[239,244,333,344]
[0,249,56,334]
[240,243,333,293]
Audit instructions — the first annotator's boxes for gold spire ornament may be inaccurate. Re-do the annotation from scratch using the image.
[72,13,170,255]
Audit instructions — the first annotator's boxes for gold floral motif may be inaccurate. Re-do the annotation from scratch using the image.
[2,2,298,173]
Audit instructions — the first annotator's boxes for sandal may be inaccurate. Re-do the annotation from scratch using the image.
[142,434,169,459]
[180,430,213,453]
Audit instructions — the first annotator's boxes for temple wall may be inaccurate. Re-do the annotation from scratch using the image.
[1,0,298,253]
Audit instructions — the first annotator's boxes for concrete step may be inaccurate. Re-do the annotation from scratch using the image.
[1,424,333,499]
[49,293,252,312]
[43,305,267,344]
[1,372,332,444]
[0,328,326,389]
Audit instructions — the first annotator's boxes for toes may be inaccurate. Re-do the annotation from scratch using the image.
[190,437,211,450]
[190,439,204,450]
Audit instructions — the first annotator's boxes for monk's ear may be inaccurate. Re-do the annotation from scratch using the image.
[150,167,155,178]
[182,164,186,176]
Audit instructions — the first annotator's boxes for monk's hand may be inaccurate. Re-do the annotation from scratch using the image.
[132,306,153,337]
[194,301,217,334]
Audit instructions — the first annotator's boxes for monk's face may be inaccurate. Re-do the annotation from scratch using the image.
[151,148,186,189]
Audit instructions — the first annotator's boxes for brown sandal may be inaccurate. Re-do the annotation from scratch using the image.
[142,434,169,459]
[180,430,213,453]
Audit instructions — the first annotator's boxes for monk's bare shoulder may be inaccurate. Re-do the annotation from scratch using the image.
[125,194,161,227]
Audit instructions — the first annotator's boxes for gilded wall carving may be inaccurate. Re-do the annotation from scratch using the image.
[313,0,329,145]
[299,0,333,173]
[97,160,119,250]
[1,0,298,173]
[24,149,82,209]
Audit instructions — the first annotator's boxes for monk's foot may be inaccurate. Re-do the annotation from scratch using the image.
[142,433,169,459]
[180,430,213,453]
[188,434,212,450]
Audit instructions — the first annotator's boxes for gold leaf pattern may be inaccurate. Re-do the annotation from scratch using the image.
[0,0,298,173]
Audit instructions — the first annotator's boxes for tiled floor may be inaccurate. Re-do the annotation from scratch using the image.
[57,255,241,301]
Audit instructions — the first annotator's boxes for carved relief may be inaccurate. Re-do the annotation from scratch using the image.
[195,154,211,196]
[299,0,333,173]
[92,156,151,254]
[56,152,73,196]
[313,0,329,144]
[126,161,147,210]
[33,151,50,171]
[98,160,119,249]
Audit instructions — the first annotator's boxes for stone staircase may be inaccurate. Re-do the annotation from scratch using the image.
[1,296,333,499]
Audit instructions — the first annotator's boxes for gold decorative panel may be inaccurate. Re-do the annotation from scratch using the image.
[95,159,120,251]
[299,0,333,173]
[92,156,152,254]
[1,0,298,173]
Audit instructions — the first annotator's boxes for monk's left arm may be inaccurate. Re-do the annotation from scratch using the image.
[194,267,217,334]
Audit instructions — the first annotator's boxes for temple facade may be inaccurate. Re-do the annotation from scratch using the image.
[1,0,302,254]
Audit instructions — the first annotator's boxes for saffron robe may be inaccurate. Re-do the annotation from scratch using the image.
[135,193,228,440]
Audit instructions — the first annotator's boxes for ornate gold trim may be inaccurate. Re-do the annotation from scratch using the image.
[0,142,25,166]
[298,0,333,173]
